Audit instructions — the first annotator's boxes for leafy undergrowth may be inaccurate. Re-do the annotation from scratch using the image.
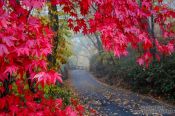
[90,52,175,105]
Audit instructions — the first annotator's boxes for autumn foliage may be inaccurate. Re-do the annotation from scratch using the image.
[0,0,175,115]
[65,0,175,66]
[0,0,81,115]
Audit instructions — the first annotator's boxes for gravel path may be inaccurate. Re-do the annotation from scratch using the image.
[69,70,175,116]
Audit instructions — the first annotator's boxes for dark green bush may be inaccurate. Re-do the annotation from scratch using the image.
[90,52,175,101]
[128,55,175,99]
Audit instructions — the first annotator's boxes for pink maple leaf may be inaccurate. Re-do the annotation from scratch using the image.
[0,44,9,56]
[33,71,62,86]
[137,57,144,66]
[2,36,17,47]
[22,0,46,9]
[16,47,30,56]
[4,65,18,75]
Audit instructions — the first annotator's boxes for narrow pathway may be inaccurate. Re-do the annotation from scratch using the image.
[69,70,175,116]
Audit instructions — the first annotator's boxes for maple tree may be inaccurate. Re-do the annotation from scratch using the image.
[0,0,175,115]
[62,0,175,66]
[0,0,82,115]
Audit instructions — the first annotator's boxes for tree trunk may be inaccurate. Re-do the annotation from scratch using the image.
[94,34,103,55]
[48,2,59,67]
[150,0,156,64]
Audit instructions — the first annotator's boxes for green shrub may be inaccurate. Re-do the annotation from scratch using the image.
[128,54,175,99]
[90,52,175,101]
[44,85,71,105]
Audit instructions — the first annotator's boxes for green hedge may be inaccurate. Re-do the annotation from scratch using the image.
[90,52,175,101]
